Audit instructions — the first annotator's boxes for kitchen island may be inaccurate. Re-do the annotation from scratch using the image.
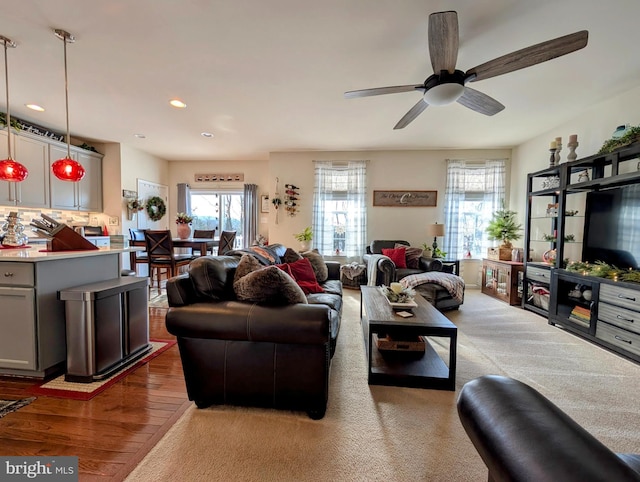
[0,246,143,378]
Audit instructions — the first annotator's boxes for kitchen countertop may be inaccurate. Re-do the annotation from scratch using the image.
[0,245,141,262]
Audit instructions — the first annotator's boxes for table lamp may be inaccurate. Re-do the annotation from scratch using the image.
[426,222,445,252]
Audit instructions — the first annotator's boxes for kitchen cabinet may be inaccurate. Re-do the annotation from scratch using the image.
[49,144,103,212]
[0,248,127,378]
[0,130,50,208]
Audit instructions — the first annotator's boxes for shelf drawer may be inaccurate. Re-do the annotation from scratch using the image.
[599,283,640,312]
[526,266,551,284]
[599,302,640,336]
[0,263,35,287]
[596,321,640,358]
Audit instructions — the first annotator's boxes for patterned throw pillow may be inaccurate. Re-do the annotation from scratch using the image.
[382,247,407,268]
[301,249,329,283]
[234,265,307,305]
[396,243,423,269]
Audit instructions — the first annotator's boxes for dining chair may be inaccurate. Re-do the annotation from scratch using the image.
[193,229,216,256]
[129,228,149,275]
[217,230,237,255]
[144,230,195,290]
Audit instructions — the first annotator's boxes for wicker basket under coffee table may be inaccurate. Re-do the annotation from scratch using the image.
[360,286,457,390]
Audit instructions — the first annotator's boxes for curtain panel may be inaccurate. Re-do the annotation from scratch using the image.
[243,183,258,248]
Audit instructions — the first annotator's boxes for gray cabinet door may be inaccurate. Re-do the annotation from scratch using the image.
[49,145,103,212]
[14,135,50,208]
[0,287,36,370]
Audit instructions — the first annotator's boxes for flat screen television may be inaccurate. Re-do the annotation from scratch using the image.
[583,183,640,270]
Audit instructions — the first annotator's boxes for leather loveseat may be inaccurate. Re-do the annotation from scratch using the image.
[164,244,342,419]
[363,239,463,311]
[457,375,640,482]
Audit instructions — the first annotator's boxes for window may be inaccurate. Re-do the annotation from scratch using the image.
[190,190,243,248]
[443,160,506,260]
[312,161,367,258]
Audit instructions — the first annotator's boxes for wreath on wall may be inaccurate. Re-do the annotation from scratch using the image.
[145,196,167,222]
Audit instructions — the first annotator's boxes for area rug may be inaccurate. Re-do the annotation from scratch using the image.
[149,293,169,308]
[28,340,176,401]
[0,397,36,419]
[126,290,640,482]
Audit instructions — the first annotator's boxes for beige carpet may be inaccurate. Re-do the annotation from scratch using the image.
[126,289,640,481]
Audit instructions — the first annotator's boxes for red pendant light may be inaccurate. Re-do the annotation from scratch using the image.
[52,29,84,182]
[0,35,28,183]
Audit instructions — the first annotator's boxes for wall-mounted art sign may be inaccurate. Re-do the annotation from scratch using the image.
[373,190,437,207]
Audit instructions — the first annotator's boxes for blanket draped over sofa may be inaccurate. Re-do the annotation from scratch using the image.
[400,272,465,304]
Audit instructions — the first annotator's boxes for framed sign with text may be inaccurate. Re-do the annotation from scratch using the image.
[373,190,437,207]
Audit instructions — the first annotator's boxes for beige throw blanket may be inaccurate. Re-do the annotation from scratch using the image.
[400,272,465,304]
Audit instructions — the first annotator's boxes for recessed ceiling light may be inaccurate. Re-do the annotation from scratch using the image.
[169,99,187,108]
[134,134,146,139]
[201,132,214,138]
[26,104,45,112]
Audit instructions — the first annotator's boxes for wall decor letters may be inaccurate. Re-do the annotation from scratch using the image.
[373,190,437,207]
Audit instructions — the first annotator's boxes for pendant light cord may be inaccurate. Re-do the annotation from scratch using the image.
[2,37,13,159]
[62,33,71,159]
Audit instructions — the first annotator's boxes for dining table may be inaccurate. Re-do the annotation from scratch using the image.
[129,237,218,269]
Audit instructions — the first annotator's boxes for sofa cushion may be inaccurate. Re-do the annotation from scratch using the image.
[234,254,263,284]
[382,247,407,268]
[301,250,329,283]
[234,265,307,305]
[396,243,423,269]
[281,247,303,263]
[321,279,342,296]
[285,258,324,294]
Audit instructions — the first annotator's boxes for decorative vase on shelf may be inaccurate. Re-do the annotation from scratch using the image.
[177,224,191,240]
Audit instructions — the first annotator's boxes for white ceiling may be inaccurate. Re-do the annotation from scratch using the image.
[1,0,638,161]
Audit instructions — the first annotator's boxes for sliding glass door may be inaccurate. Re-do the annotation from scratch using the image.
[190,190,243,248]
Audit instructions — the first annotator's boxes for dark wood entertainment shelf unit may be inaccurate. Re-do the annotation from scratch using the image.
[523,142,640,363]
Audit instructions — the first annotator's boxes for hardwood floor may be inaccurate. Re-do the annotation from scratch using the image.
[0,304,189,481]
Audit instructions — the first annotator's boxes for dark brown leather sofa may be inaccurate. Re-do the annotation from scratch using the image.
[458,375,640,482]
[164,244,342,419]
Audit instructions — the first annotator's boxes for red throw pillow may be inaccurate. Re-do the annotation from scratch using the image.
[287,258,324,294]
[275,263,295,279]
[382,247,407,268]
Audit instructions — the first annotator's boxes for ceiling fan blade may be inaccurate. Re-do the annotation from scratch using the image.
[466,30,588,82]
[344,85,423,99]
[393,99,428,129]
[457,87,505,116]
[429,11,459,74]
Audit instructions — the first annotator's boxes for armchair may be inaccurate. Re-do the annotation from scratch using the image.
[363,239,463,311]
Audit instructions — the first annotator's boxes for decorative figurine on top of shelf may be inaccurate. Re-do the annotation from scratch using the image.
[549,140,557,167]
[578,170,589,182]
[567,134,578,162]
[1,211,29,246]
[554,137,562,164]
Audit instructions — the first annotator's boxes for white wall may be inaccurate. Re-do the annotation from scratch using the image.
[509,84,640,250]
[268,149,511,249]
[167,159,269,240]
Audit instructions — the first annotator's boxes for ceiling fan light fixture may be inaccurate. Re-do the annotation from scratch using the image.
[423,82,464,106]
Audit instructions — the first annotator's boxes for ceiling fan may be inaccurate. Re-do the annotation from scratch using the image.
[344,11,588,129]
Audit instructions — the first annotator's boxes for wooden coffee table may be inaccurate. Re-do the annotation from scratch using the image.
[360,286,457,390]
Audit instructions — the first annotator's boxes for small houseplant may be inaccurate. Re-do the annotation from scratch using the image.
[294,226,313,251]
[175,212,194,224]
[126,198,144,220]
[486,201,522,260]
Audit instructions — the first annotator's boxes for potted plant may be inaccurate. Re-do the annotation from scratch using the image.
[486,201,523,260]
[294,226,313,251]
[176,212,194,239]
